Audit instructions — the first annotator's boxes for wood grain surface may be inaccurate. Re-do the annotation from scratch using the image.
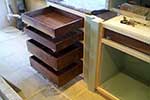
[27,39,83,71]
[104,29,150,55]
[30,56,83,86]
[25,26,83,52]
[22,6,84,38]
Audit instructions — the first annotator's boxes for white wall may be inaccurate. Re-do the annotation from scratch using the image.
[0,0,17,29]
[0,0,46,29]
[25,0,47,11]
[0,0,10,29]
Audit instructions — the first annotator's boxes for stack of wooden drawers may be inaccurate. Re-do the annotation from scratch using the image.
[22,6,84,86]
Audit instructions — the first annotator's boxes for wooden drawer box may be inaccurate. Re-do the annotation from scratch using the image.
[22,6,84,38]
[25,26,83,52]
[104,29,150,55]
[27,39,83,71]
[30,56,83,86]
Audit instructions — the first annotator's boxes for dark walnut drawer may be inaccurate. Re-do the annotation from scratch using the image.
[25,26,83,52]
[30,56,83,86]
[104,29,150,55]
[22,6,84,38]
[27,39,83,71]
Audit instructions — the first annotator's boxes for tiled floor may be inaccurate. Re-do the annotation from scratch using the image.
[0,26,106,100]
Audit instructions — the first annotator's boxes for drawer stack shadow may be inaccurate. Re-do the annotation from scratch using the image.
[22,6,84,86]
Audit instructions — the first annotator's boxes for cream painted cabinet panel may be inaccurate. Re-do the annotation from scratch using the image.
[25,0,47,11]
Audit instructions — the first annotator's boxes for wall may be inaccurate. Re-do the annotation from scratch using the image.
[110,0,150,8]
[25,0,47,11]
[0,0,17,29]
[109,0,127,8]
[0,0,47,29]
[0,0,9,29]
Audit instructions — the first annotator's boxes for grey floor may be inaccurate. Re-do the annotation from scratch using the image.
[0,26,80,100]
[0,26,106,100]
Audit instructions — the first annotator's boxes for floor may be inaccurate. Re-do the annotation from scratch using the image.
[0,26,106,100]
[101,73,150,100]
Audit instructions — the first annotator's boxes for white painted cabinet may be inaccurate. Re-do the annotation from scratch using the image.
[0,0,9,29]
[25,0,47,11]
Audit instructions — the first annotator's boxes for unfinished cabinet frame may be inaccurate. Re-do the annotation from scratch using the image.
[84,15,150,100]
[84,15,104,91]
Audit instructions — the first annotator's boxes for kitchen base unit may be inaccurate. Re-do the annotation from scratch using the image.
[97,45,150,100]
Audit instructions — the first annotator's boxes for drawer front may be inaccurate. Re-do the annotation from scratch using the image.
[27,39,83,71]
[22,6,84,38]
[25,26,83,52]
[30,56,83,86]
[104,29,150,55]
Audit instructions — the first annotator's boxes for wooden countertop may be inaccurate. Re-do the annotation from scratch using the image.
[103,15,150,45]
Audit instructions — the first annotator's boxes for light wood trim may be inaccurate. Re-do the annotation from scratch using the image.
[97,87,120,100]
[102,39,150,63]
[96,25,105,87]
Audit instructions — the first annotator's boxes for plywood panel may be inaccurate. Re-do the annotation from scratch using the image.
[123,54,150,86]
[101,73,150,100]
[88,16,103,91]
[100,45,125,83]
[84,15,93,84]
